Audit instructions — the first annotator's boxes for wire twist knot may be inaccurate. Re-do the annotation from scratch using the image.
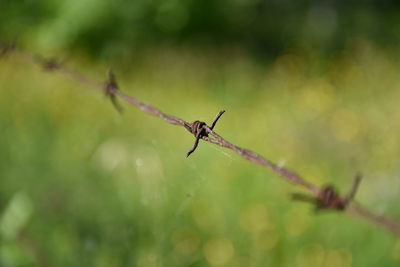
[0,41,16,57]
[292,173,362,212]
[104,69,123,113]
[41,58,60,71]
[190,120,208,138]
[316,186,347,210]
[186,110,225,157]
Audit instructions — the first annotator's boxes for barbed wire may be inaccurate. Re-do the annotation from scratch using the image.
[2,42,400,236]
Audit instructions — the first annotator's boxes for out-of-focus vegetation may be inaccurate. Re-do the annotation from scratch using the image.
[1,40,400,267]
[1,1,400,266]
[2,0,400,58]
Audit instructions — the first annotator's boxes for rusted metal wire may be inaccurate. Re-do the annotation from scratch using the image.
[186,110,226,157]
[2,42,400,236]
[105,69,123,113]
[292,173,363,211]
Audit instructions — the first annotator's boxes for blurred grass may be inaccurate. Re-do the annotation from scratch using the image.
[1,40,400,266]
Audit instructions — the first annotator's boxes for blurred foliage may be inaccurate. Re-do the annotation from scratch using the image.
[1,0,400,266]
[2,0,400,58]
[1,39,400,266]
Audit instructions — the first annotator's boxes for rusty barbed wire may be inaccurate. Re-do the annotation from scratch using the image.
[105,69,123,113]
[292,173,362,211]
[1,42,400,236]
[186,110,225,157]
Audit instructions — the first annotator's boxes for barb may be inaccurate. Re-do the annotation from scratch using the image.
[105,69,123,113]
[3,43,400,236]
[345,172,362,203]
[210,110,225,130]
[186,110,226,157]
[186,121,208,157]
[292,173,363,212]
[40,58,60,71]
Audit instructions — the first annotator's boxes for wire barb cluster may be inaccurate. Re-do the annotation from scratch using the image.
[2,42,400,237]
[105,69,123,113]
[42,59,60,71]
[292,173,362,211]
[186,110,225,157]
[0,41,16,57]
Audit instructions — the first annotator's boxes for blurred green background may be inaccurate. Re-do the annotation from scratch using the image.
[1,0,400,266]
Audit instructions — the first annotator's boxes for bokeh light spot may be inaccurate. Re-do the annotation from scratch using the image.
[297,244,325,267]
[284,208,310,237]
[92,139,129,171]
[253,230,279,251]
[330,109,363,142]
[191,201,222,229]
[298,80,335,114]
[239,203,273,234]
[392,239,400,260]
[137,250,159,267]
[203,237,235,266]
[324,249,352,267]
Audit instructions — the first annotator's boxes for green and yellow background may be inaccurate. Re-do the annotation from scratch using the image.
[1,0,400,266]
